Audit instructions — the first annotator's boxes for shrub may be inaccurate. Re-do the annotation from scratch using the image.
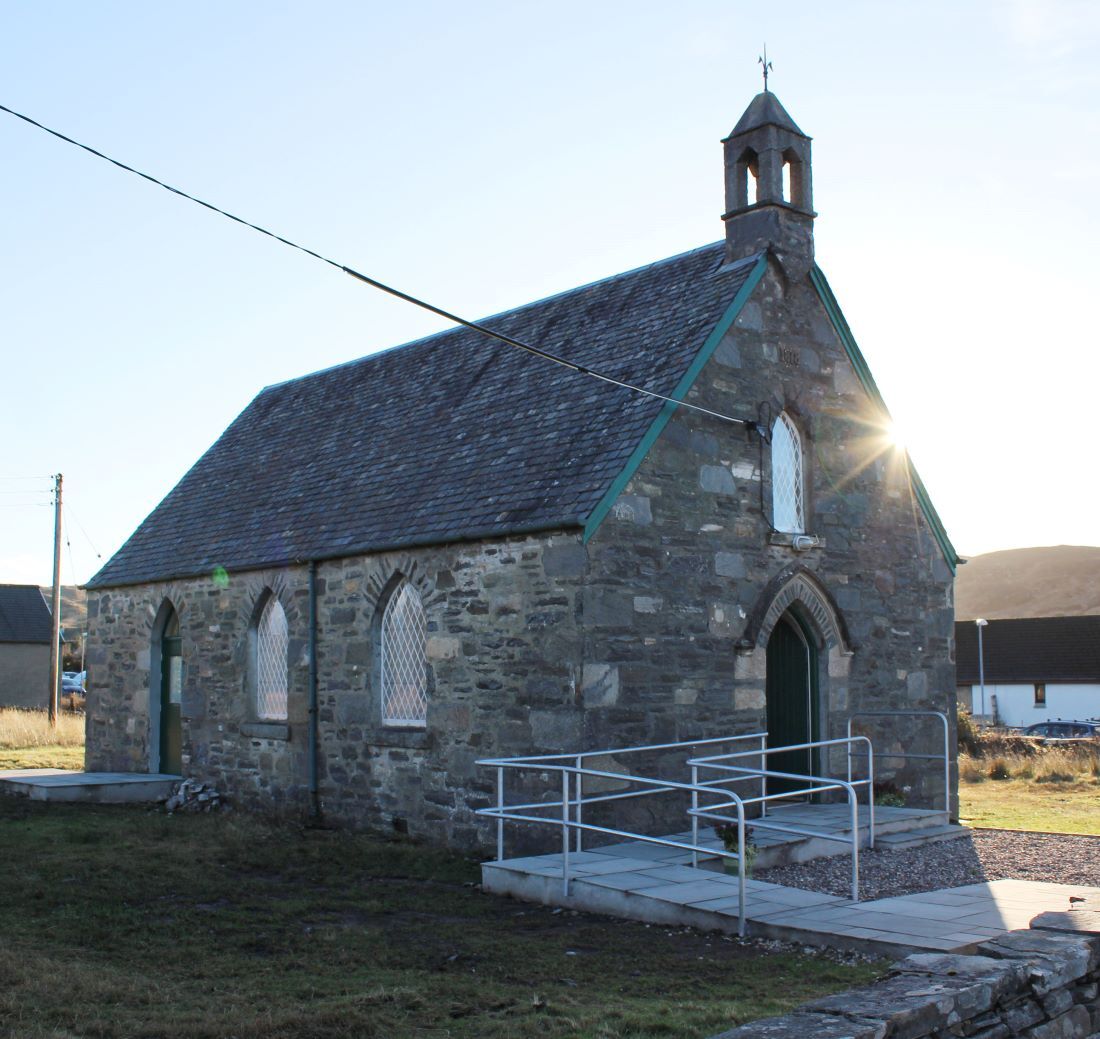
[959,756,986,784]
[1035,771,1076,784]
[957,707,981,756]
[873,780,906,807]
[988,758,1012,781]
[713,823,758,876]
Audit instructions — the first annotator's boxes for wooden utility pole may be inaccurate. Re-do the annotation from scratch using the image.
[47,473,62,727]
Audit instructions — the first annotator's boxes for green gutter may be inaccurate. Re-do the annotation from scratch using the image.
[582,254,768,543]
[809,265,958,573]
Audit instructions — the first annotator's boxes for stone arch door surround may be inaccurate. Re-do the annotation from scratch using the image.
[733,565,853,768]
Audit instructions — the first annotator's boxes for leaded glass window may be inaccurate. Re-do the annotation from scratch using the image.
[256,595,288,720]
[771,411,805,534]
[381,581,428,727]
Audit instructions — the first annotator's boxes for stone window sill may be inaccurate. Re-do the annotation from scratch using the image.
[371,727,430,751]
[769,532,825,551]
[240,721,290,742]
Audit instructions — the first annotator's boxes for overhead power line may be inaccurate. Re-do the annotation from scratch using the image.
[0,101,762,432]
[67,503,103,560]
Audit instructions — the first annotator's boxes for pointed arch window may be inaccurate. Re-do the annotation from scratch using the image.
[771,412,805,534]
[381,581,428,727]
[255,594,288,720]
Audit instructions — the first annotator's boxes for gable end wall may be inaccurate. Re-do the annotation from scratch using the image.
[581,262,957,810]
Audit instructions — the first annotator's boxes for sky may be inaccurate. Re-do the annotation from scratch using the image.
[2,1,1099,588]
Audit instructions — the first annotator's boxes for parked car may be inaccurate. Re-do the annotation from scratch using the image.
[61,671,85,693]
[1023,721,1100,741]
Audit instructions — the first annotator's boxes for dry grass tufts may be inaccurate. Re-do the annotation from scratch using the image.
[988,757,1012,781]
[959,757,986,784]
[0,708,84,750]
[959,745,1099,787]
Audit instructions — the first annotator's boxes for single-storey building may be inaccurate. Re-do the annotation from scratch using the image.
[0,584,53,710]
[85,89,958,850]
[956,616,1100,728]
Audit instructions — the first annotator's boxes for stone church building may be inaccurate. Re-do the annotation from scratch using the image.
[85,90,958,850]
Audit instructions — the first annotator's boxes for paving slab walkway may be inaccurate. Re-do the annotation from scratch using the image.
[483,836,1100,958]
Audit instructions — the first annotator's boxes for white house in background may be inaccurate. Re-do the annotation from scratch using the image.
[955,616,1100,727]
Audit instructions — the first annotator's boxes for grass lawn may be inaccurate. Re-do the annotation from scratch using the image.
[954,722,1100,834]
[0,799,883,1039]
[0,744,84,771]
[959,777,1100,833]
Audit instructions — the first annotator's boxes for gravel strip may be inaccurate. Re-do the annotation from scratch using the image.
[755,830,1100,901]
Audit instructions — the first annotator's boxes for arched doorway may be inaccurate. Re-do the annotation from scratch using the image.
[153,603,183,774]
[765,610,819,795]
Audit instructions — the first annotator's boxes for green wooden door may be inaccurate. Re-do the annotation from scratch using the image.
[765,615,817,796]
[160,634,183,774]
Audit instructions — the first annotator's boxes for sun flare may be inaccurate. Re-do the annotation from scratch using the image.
[886,421,907,451]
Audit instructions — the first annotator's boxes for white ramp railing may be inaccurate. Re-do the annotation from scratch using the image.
[686,736,873,903]
[477,730,879,935]
[847,710,951,815]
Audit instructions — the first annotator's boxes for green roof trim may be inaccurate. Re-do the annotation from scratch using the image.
[582,254,768,543]
[809,265,958,573]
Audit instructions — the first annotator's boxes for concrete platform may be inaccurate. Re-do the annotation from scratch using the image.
[0,770,181,803]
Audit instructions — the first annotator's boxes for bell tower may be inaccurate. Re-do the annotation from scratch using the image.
[722,89,815,279]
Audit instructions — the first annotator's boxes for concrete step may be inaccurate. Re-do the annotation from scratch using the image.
[874,824,969,851]
[0,770,181,804]
[706,806,953,869]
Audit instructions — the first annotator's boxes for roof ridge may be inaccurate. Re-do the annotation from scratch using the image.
[259,241,731,394]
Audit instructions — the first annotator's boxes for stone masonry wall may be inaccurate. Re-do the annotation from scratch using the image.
[580,257,956,814]
[711,904,1100,1039]
[86,533,587,849]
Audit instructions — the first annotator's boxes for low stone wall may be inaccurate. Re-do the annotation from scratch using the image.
[712,903,1100,1039]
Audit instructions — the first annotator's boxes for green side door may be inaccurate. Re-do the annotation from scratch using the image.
[764,615,818,795]
[160,635,183,774]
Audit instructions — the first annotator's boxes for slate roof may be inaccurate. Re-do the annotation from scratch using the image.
[89,244,761,589]
[0,585,52,644]
[955,617,1100,684]
[729,91,807,138]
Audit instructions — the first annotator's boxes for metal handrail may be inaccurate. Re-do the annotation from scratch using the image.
[477,756,754,934]
[478,732,880,933]
[846,710,951,816]
[689,734,876,844]
[688,738,875,902]
[478,718,950,930]
[480,731,765,856]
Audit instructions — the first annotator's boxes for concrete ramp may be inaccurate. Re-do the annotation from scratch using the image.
[0,770,180,803]
[483,847,1100,958]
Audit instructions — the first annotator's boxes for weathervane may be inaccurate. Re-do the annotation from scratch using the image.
[759,45,772,92]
